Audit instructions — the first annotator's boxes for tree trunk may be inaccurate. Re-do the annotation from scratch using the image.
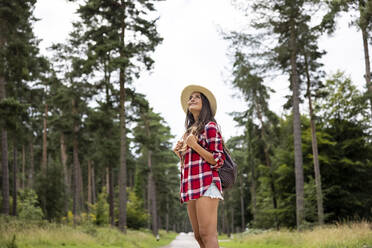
[78,159,84,212]
[87,160,92,208]
[28,139,34,189]
[225,192,231,237]
[148,150,158,236]
[239,175,245,231]
[109,165,114,226]
[166,198,169,232]
[231,206,234,234]
[256,104,278,228]
[106,167,109,194]
[22,145,25,190]
[147,173,151,230]
[290,18,305,229]
[0,75,10,215]
[118,1,127,232]
[91,165,96,204]
[60,133,69,212]
[247,126,255,226]
[12,143,17,216]
[41,103,48,175]
[72,99,80,224]
[361,25,372,116]
[304,53,324,225]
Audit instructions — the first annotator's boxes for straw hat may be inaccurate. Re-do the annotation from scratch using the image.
[180,84,217,116]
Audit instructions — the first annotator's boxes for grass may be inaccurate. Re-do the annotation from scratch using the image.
[219,222,372,248]
[0,215,177,248]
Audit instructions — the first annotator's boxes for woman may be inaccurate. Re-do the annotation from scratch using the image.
[173,84,226,248]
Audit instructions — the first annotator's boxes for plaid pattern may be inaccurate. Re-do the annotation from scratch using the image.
[180,121,225,204]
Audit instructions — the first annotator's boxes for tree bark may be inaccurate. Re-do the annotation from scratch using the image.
[60,133,69,212]
[225,192,231,237]
[91,165,96,204]
[290,17,305,229]
[361,25,372,116]
[22,145,25,190]
[78,159,84,212]
[147,173,151,230]
[0,75,10,215]
[304,53,324,225]
[109,164,114,226]
[231,205,234,234]
[12,143,17,216]
[247,126,255,226]
[28,139,34,189]
[72,99,80,224]
[118,1,127,232]
[87,160,92,208]
[239,175,246,231]
[41,103,48,175]
[166,198,169,232]
[106,167,109,194]
[148,150,158,236]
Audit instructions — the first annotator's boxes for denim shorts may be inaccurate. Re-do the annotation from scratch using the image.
[202,182,224,200]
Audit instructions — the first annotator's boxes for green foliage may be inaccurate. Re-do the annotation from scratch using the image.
[35,159,67,221]
[5,234,18,248]
[0,98,29,133]
[127,189,149,229]
[89,188,109,226]
[17,189,43,221]
[317,72,370,124]
[0,215,177,248]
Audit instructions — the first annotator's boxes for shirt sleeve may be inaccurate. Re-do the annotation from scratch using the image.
[205,122,225,169]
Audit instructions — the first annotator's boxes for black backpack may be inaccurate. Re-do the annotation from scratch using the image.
[219,139,238,190]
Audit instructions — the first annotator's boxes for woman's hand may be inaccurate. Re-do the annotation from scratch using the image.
[185,133,198,149]
[173,140,183,159]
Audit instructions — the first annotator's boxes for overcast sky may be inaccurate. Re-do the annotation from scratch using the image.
[34,0,366,144]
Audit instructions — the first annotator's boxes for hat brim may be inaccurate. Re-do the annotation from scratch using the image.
[180,85,217,116]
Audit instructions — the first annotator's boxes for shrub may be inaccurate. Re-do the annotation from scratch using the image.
[127,189,149,229]
[88,188,109,226]
[17,189,43,221]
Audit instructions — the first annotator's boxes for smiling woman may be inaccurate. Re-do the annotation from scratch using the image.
[173,84,226,248]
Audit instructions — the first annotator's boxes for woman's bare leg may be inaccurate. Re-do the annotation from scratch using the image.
[187,200,205,248]
[196,196,220,248]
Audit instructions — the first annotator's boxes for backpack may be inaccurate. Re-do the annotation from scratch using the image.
[219,139,238,190]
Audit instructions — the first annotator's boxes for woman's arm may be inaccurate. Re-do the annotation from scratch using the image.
[189,140,217,165]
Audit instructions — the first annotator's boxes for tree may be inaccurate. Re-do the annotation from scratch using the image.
[322,0,372,116]
[50,24,93,223]
[72,0,163,233]
[0,0,43,215]
[315,72,372,222]
[224,38,280,227]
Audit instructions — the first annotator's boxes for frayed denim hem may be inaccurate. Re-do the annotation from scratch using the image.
[202,182,224,200]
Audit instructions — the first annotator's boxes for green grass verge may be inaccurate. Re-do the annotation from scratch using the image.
[0,215,177,248]
[219,222,372,248]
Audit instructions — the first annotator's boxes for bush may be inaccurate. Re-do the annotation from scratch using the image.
[88,188,110,226]
[35,160,66,221]
[17,189,43,221]
[127,189,149,229]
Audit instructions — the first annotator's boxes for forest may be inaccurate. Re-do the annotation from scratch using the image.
[1,0,372,247]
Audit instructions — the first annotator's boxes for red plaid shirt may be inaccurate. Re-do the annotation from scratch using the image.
[180,121,226,204]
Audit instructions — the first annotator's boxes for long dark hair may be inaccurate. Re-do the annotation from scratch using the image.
[184,92,218,136]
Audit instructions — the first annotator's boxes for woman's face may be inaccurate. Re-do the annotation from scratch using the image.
[187,91,202,114]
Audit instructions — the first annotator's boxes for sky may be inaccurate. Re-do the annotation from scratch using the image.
[33,0,367,145]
